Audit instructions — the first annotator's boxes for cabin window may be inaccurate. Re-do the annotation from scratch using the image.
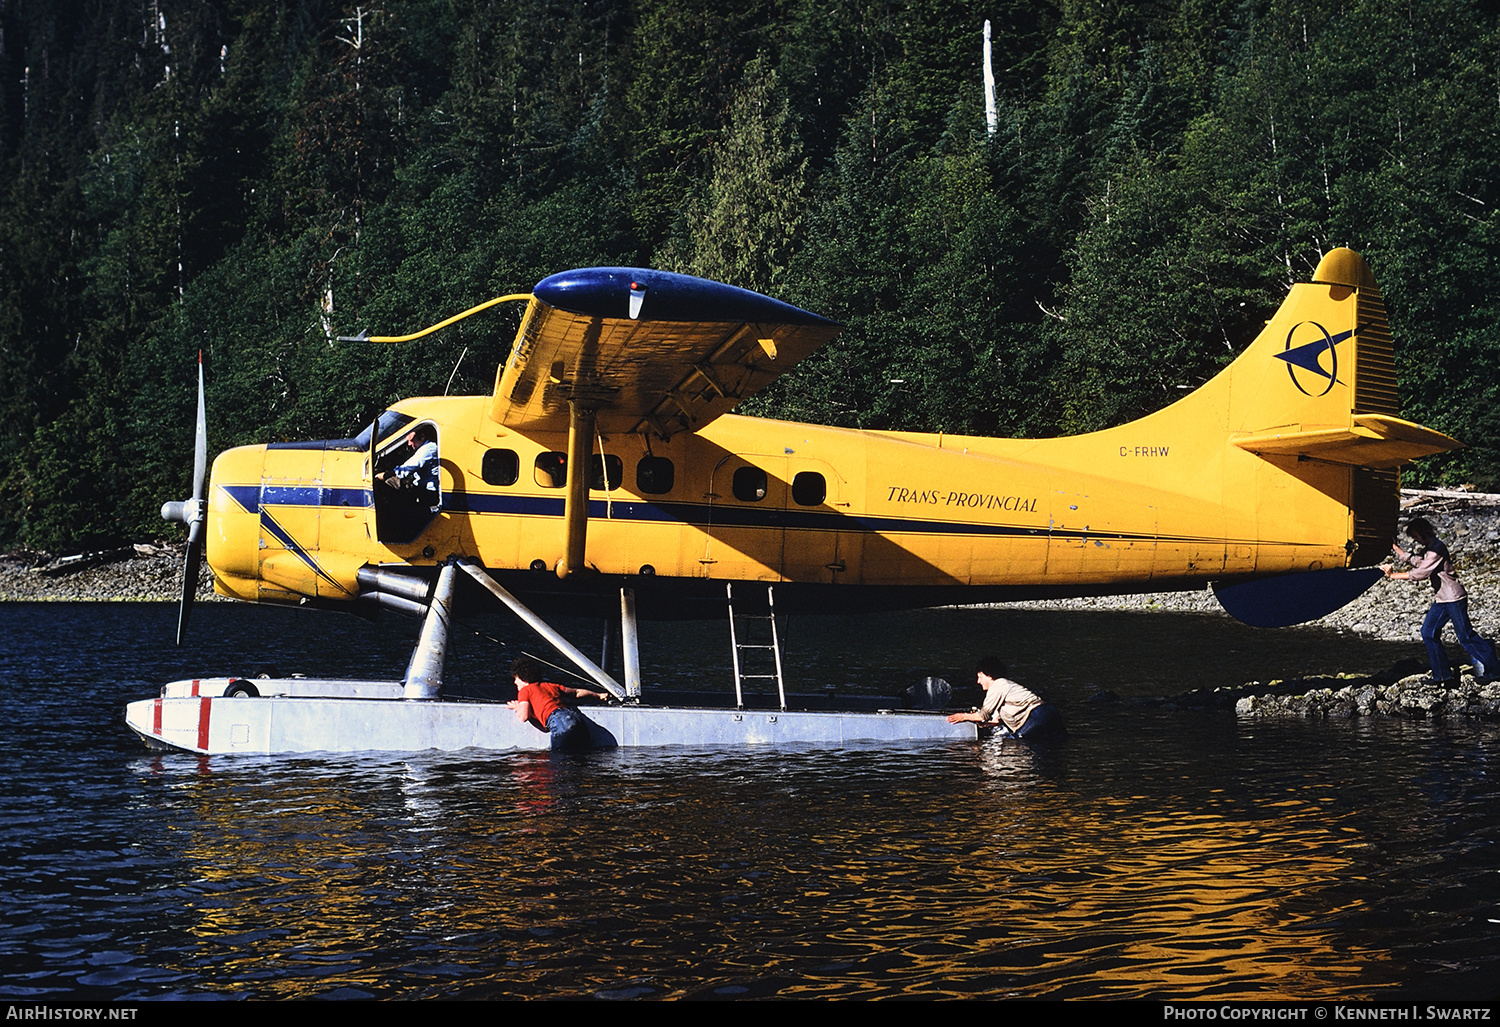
[482,449,519,486]
[792,471,826,506]
[590,454,623,491]
[733,465,768,502]
[535,452,567,488]
[637,456,674,495]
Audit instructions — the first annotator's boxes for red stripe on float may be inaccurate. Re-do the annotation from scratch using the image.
[190,679,200,697]
[153,698,162,734]
[197,697,212,751]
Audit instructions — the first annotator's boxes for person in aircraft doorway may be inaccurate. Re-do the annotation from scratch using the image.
[1385,517,1497,684]
[376,424,440,510]
[507,655,611,753]
[946,657,1065,740]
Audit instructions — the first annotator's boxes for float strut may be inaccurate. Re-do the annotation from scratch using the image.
[403,561,457,699]
[621,587,642,699]
[458,562,627,700]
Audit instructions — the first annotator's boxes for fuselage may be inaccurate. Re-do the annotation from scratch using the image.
[201,248,1451,616]
[204,403,1358,612]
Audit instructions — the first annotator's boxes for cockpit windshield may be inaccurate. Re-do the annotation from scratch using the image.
[352,410,416,450]
[267,409,417,452]
[264,408,415,452]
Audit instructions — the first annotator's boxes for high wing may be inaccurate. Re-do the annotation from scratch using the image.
[488,268,841,438]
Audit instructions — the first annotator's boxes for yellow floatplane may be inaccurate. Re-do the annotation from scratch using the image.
[127,247,1458,755]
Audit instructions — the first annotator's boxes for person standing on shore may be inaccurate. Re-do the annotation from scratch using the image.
[1385,517,1497,684]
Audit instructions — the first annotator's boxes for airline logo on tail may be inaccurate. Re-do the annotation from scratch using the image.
[1274,321,1359,396]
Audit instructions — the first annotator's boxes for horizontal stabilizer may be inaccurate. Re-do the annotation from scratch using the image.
[1212,567,1385,628]
[1233,415,1460,469]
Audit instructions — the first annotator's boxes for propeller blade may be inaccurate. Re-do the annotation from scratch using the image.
[176,521,203,646]
[191,353,207,504]
[163,352,209,646]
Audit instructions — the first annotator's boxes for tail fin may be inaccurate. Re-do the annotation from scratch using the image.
[1220,248,1457,564]
[1207,248,1458,624]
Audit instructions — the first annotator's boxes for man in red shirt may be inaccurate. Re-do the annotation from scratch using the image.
[507,655,611,752]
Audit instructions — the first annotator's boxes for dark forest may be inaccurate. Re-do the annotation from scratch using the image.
[2,0,1496,550]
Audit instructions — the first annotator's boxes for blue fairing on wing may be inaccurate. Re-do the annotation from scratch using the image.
[534,267,839,327]
[1212,567,1385,628]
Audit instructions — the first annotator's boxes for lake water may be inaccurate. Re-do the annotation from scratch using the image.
[1,601,1497,1000]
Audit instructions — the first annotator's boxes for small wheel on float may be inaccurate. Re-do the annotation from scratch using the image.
[224,680,260,698]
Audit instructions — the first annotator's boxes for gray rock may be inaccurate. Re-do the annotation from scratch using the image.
[0,542,214,602]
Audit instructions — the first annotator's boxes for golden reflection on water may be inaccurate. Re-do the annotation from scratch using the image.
[12,603,1489,1000]
[147,727,1421,1001]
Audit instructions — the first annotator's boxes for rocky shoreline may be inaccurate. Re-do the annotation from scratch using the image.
[0,542,214,603]
[1150,656,1499,719]
[5,489,1498,717]
[1233,668,1500,719]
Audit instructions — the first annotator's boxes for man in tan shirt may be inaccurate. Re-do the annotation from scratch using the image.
[946,657,1065,739]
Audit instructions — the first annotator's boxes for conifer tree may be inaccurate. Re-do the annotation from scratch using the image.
[657,58,809,294]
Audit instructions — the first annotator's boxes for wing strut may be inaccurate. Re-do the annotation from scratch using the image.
[560,401,596,579]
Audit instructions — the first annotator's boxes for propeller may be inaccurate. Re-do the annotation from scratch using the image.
[160,353,208,645]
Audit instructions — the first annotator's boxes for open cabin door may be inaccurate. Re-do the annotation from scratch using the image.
[370,418,443,545]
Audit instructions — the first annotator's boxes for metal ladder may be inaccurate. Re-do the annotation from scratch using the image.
[726,582,786,710]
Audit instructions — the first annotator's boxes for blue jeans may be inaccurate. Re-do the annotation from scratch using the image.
[1015,703,1065,739]
[1422,600,1497,681]
[546,707,594,753]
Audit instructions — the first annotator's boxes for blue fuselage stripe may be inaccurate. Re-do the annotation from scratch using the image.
[224,483,1270,546]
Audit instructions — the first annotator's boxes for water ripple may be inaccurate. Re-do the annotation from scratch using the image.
[1,604,1497,999]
